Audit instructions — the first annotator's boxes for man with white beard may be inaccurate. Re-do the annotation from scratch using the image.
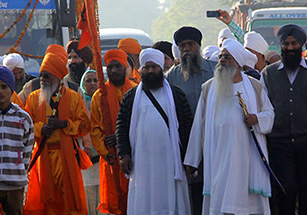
[184,39,274,215]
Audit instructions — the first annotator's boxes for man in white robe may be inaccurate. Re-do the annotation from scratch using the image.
[184,39,274,215]
[116,48,193,215]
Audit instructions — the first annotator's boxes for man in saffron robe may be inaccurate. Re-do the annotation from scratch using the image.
[90,49,136,214]
[23,44,90,215]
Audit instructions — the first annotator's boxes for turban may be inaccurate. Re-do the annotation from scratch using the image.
[152,41,174,61]
[46,44,68,63]
[221,39,246,67]
[0,66,15,93]
[0,55,6,65]
[218,28,235,47]
[3,53,24,71]
[172,41,180,60]
[40,53,68,80]
[202,45,219,59]
[104,49,127,68]
[118,38,142,55]
[174,26,202,46]
[277,24,307,46]
[265,50,281,63]
[244,31,269,55]
[66,40,93,64]
[139,48,164,70]
[244,49,258,69]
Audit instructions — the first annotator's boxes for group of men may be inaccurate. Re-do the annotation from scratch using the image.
[0,11,307,215]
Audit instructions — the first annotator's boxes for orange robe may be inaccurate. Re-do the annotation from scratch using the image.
[23,87,90,215]
[90,78,136,214]
[11,91,25,110]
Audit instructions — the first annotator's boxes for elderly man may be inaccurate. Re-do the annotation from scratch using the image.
[23,45,90,215]
[66,40,94,85]
[118,38,143,84]
[165,26,216,215]
[90,49,136,215]
[184,39,274,215]
[0,66,34,215]
[116,48,192,215]
[3,53,35,93]
[261,24,307,215]
[152,41,174,72]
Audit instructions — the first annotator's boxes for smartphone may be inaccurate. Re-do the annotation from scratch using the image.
[206,11,220,18]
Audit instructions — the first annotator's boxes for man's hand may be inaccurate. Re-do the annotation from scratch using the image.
[41,124,54,137]
[47,117,67,130]
[216,9,232,25]
[120,155,133,175]
[244,114,258,127]
[105,153,116,165]
[105,134,117,148]
[185,165,198,178]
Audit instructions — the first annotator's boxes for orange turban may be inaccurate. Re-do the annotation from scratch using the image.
[117,38,142,55]
[40,53,68,80]
[45,44,68,64]
[104,49,127,68]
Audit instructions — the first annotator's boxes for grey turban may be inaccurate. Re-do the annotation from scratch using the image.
[277,24,307,46]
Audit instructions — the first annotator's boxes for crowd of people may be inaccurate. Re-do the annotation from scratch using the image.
[0,8,306,215]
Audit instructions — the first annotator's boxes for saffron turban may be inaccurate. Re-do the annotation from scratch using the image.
[139,48,165,70]
[277,24,307,46]
[218,28,235,47]
[66,40,93,64]
[221,39,246,67]
[152,41,174,61]
[244,31,269,55]
[202,45,219,59]
[0,66,15,93]
[46,44,68,63]
[118,38,142,55]
[244,49,258,69]
[104,49,127,68]
[3,53,24,70]
[174,26,202,46]
[40,52,68,80]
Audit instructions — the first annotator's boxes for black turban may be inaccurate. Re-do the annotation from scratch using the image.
[66,40,93,64]
[152,41,174,61]
[277,24,307,46]
[174,26,202,46]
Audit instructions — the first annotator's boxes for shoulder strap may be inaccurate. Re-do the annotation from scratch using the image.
[143,88,169,129]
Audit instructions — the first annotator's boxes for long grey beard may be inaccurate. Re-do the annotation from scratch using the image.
[214,62,238,126]
[39,83,57,107]
[180,51,202,81]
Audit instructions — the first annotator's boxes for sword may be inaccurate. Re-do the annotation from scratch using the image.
[236,91,287,194]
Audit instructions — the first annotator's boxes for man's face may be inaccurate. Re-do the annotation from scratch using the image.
[12,68,25,80]
[178,40,199,57]
[0,80,12,109]
[281,36,301,52]
[107,60,126,86]
[281,36,302,70]
[39,71,60,88]
[68,50,83,65]
[141,61,164,89]
[163,54,174,72]
[218,49,236,68]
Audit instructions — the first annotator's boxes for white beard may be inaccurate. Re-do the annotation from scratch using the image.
[214,62,238,126]
[39,83,57,107]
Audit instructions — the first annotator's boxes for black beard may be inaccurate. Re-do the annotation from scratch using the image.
[281,49,302,70]
[68,61,86,84]
[142,70,164,89]
[110,76,126,86]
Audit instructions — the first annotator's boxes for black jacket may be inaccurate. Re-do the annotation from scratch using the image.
[116,85,193,161]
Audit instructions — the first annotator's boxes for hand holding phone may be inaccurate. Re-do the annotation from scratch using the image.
[206,10,221,18]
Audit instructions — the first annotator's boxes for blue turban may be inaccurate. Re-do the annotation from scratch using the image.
[277,24,307,46]
[0,66,15,93]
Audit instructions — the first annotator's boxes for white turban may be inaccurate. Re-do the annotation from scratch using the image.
[218,28,235,47]
[244,49,258,69]
[202,45,219,59]
[221,39,246,67]
[3,53,24,70]
[140,48,165,70]
[172,40,180,60]
[244,31,269,55]
[0,55,6,65]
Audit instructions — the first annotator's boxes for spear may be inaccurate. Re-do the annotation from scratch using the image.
[236,91,286,194]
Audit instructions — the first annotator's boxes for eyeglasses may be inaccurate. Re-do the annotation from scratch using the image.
[218,54,233,60]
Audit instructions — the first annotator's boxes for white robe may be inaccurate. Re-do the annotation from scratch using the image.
[128,87,191,215]
[184,74,274,215]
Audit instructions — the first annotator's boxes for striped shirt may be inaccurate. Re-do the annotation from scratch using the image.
[0,103,34,190]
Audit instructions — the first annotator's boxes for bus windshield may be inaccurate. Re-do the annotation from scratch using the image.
[0,0,62,74]
[251,19,307,52]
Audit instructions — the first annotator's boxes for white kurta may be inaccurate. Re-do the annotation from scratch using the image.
[184,75,274,215]
[128,87,191,215]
